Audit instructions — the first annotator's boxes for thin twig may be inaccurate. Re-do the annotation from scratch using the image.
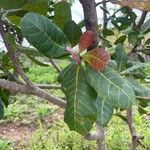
[35,84,61,89]
[96,0,109,7]
[0,20,33,86]
[127,108,144,150]
[49,58,62,73]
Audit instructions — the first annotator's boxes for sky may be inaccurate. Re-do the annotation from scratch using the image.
[71,0,119,23]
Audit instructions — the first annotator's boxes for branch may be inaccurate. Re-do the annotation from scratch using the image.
[0,79,66,108]
[0,20,33,86]
[36,84,61,89]
[79,0,98,47]
[127,109,144,150]
[96,0,109,7]
[49,58,62,73]
[137,11,147,29]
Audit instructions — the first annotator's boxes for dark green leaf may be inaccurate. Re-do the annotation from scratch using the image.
[126,77,150,100]
[0,89,9,108]
[54,1,72,30]
[26,54,49,67]
[21,12,68,58]
[114,35,126,45]
[121,63,150,75]
[96,97,113,127]
[64,21,82,47]
[128,31,139,45]
[102,28,114,36]
[0,0,27,9]
[0,100,4,119]
[58,63,97,135]
[145,38,150,45]
[138,106,147,115]
[114,44,128,72]
[86,65,135,109]
[23,0,49,15]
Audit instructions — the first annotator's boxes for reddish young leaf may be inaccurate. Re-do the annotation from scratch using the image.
[82,48,110,70]
[66,46,81,64]
[79,31,94,51]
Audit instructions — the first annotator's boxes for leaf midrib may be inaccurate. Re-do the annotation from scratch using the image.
[74,66,80,130]
[98,69,133,102]
[24,15,64,49]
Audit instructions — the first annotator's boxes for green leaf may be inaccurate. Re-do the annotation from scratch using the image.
[17,45,44,57]
[120,62,150,75]
[86,65,135,109]
[64,21,82,47]
[96,97,113,126]
[114,35,126,45]
[145,38,150,45]
[0,0,27,9]
[58,63,97,135]
[102,28,114,36]
[126,77,150,100]
[138,106,147,115]
[21,12,68,58]
[114,44,128,72]
[0,89,9,108]
[141,18,150,34]
[0,100,4,119]
[26,54,49,67]
[128,31,139,45]
[54,1,72,30]
[23,0,49,15]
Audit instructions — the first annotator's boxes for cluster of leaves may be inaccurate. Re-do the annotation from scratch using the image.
[20,11,136,135]
[0,0,150,136]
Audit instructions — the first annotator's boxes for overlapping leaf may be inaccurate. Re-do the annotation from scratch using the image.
[126,77,150,100]
[86,65,135,108]
[0,0,27,9]
[79,31,94,51]
[64,21,82,47]
[96,97,114,126]
[21,12,68,58]
[114,44,128,72]
[23,0,49,15]
[58,63,97,135]
[110,0,150,12]
[82,48,110,70]
[54,1,72,30]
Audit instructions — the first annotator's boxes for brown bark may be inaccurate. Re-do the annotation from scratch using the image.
[79,0,98,47]
[0,79,66,108]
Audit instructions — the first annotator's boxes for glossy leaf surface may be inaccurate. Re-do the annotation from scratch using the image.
[58,63,97,135]
[86,65,135,108]
[21,12,68,58]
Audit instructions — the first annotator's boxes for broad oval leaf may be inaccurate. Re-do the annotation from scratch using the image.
[58,63,97,135]
[0,0,27,9]
[86,65,135,109]
[21,12,68,58]
[96,96,114,127]
[82,48,110,71]
[79,31,94,51]
[54,1,72,30]
[64,21,82,47]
